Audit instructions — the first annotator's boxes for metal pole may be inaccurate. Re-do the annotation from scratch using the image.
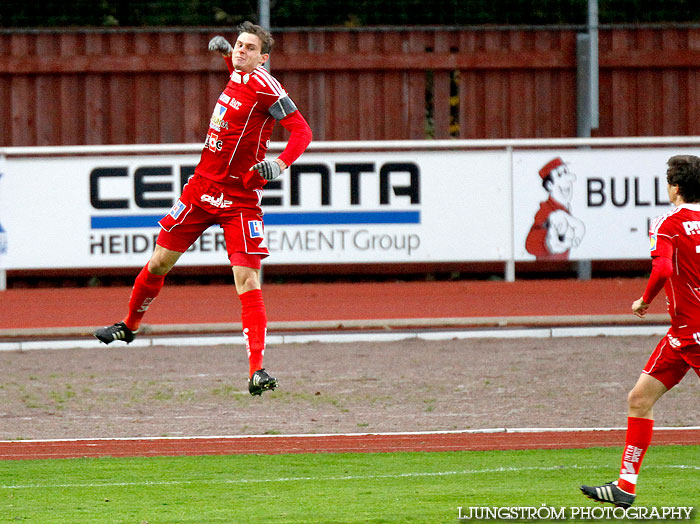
[576,33,593,280]
[259,0,271,72]
[505,146,515,282]
[576,33,591,139]
[258,0,270,29]
[588,0,599,129]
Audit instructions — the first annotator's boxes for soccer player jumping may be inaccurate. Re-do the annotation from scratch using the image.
[581,155,700,507]
[94,22,312,396]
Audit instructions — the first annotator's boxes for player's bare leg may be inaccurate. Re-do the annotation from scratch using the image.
[627,373,667,419]
[147,245,183,275]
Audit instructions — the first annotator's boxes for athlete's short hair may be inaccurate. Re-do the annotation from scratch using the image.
[237,21,274,55]
[667,155,700,203]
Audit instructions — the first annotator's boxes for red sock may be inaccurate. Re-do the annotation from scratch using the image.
[123,265,165,331]
[617,416,654,494]
[240,289,267,377]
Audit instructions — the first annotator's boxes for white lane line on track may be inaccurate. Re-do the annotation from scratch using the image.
[0,324,670,351]
[2,464,698,490]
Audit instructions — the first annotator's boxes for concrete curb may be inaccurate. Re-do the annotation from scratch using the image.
[0,313,670,340]
[0,321,670,351]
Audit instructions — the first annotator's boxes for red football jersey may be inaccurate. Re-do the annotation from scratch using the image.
[195,65,291,192]
[649,203,700,334]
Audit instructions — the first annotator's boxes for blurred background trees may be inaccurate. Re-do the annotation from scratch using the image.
[1,0,699,28]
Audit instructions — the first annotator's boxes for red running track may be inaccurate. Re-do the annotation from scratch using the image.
[0,278,667,330]
[1,429,699,460]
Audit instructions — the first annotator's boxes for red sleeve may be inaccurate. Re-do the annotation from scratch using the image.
[223,56,234,74]
[642,255,673,304]
[276,110,313,167]
[650,230,674,258]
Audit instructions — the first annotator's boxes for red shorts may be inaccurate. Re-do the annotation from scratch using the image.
[157,175,269,269]
[643,330,700,389]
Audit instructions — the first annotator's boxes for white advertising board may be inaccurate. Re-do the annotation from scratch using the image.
[0,149,511,269]
[512,148,700,261]
[2,141,697,272]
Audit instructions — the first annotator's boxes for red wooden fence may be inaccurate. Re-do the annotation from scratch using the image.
[1,25,700,146]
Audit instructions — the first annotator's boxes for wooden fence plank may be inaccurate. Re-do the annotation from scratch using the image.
[3,27,700,146]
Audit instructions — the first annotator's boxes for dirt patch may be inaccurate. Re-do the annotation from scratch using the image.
[0,335,698,440]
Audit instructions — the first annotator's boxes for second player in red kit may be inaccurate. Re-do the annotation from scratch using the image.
[95,22,312,397]
[581,155,700,507]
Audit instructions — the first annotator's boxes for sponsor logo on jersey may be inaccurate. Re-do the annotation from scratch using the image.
[649,233,657,252]
[230,97,242,110]
[218,93,231,104]
[210,103,229,131]
[205,132,223,152]
[682,220,700,235]
[201,192,233,209]
[169,200,186,219]
[667,334,681,348]
[210,121,228,132]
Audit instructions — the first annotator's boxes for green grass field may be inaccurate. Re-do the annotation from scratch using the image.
[1,446,697,523]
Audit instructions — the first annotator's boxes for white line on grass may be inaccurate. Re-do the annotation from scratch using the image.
[2,464,698,490]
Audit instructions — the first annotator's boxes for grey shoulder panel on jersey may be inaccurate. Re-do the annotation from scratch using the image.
[269,96,298,120]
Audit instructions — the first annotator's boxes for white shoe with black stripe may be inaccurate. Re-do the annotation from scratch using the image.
[580,481,636,508]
